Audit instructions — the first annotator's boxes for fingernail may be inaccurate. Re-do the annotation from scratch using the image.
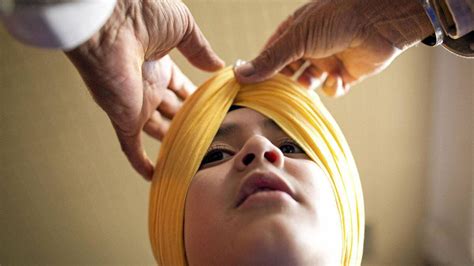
[334,78,345,97]
[235,62,255,77]
[234,59,247,68]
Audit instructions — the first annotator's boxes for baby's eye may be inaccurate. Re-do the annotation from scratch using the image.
[200,146,234,168]
[279,140,304,154]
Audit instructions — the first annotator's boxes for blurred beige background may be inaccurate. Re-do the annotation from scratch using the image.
[1,0,472,265]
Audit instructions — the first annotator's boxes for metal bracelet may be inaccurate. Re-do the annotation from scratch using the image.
[419,0,444,46]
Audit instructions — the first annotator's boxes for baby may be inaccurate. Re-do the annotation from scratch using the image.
[149,68,364,265]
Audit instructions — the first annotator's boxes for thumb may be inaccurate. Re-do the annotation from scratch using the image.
[178,18,225,72]
[235,26,304,84]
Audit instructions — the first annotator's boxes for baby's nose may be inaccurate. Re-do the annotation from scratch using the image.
[234,135,284,171]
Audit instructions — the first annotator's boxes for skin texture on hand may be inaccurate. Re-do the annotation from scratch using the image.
[66,0,225,180]
[235,0,433,97]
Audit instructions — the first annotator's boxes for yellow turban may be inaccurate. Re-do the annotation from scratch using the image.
[149,67,365,265]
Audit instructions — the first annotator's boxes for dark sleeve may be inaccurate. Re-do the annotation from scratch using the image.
[435,0,474,57]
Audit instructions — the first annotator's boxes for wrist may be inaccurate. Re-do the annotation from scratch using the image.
[65,0,139,64]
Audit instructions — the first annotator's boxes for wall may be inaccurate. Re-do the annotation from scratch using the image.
[423,47,473,265]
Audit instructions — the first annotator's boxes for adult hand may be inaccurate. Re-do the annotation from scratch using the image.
[66,0,224,180]
[235,0,433,96]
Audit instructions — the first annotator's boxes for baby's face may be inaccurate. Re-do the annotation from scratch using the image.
[184,108,342,265]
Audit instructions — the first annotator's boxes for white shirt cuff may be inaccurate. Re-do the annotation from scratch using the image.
[1,0,117,50]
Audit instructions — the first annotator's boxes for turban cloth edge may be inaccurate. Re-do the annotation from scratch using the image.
[148,67,365,265]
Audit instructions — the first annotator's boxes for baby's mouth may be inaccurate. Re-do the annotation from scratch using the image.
[235,171,295,208]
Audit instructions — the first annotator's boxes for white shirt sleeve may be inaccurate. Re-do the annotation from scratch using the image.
[0,0,117,51]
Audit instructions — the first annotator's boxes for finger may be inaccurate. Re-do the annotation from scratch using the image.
[297,73,325,91]
[295,72,313,88]
[287,59,305,72]
[297,73,319,89]
[178,13,225,72]
[278,60,305,77]
[339,67,357,92]
[168,60,196,100]
[287,58,310,81]
[333,54,358,88]
[321,74,345,98]
[304,64,327,82]
[235,24,304,84]
[301,65,327,90]
[312,56,357,88]
[143,111,170,141]
[114,126,154,181]
[280,66,294,76]
[158,89,182,120]
[311,57,340,75]
[305,65,325,79]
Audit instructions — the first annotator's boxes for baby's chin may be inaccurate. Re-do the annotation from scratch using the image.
[226,216,322,265]
[185,211,341,265]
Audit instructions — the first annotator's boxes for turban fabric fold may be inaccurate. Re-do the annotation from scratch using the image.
[149,68,365,265]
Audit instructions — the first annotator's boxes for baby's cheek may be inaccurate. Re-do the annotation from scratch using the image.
[185,172,227,233]
[288,159,327,202]
[184,175,216,261]
[291,159,340,229]
[301,161,343,258]
[305,163,340,221]
[185,172,232,264]
[186,175,214,224]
